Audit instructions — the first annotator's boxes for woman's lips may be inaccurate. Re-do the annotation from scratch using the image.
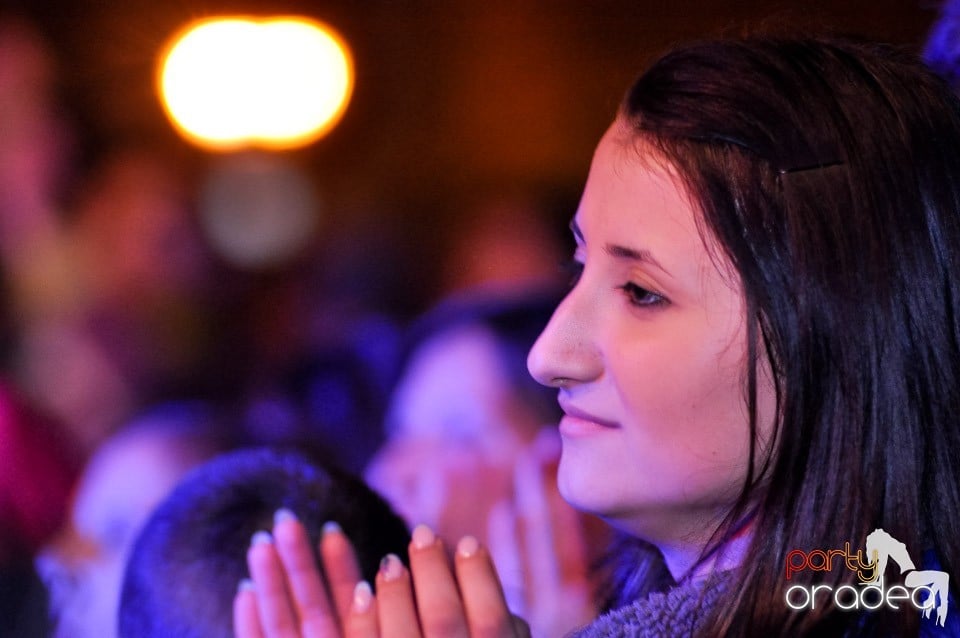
[558,399,620,434]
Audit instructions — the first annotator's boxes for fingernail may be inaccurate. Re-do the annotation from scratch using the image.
[237,578,256,593]
[457,535,480,558]
[322,521,342,536]
[251,530,273,546]
[379,554,404,581]
[411,523,435,549]
[352,581,373,613]
[274,508,297,525]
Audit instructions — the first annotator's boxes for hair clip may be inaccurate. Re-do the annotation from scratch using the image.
[777,158,845,176]
[697,133,845,175]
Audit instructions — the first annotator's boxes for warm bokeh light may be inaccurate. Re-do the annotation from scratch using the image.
[158,16,353,151]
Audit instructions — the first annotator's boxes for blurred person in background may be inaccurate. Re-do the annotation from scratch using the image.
[0,13,77,324]
[0,12,231,459]
[119,447,411,638]
[0,14,205,458]
[22,146,224,457]
[37,401,236,638]
[0,14,112,452]
[0,381,78,638]
[364,287,605,637]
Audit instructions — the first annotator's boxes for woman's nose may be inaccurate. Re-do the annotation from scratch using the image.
[527,289,601,389]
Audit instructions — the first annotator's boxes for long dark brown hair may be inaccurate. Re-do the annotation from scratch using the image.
[613,37,960,636]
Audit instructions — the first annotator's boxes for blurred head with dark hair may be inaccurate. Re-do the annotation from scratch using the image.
[118,447,410,638]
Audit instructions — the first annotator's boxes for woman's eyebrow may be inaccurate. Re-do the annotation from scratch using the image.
[604,243,672,278]
[570,217,671,277]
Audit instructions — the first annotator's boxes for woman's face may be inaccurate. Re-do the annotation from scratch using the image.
[527,121,775,571]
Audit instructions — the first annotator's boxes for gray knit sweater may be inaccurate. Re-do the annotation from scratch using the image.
[569,575,728,638]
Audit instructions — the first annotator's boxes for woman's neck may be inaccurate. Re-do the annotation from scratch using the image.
[658,517,754,581]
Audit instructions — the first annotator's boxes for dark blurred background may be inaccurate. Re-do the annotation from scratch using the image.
[1,0,939,327]
[0,1,937,309]
[11,0,942,235]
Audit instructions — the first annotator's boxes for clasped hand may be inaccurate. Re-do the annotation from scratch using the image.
[233,512,530,638]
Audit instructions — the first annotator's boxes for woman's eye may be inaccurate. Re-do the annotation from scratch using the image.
[619,282,667,308]
[560,259,584,287]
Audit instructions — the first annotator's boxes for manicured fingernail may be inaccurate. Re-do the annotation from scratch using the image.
[352,581,373,613]
[322,520,342,536]
[274,508,297,525]
[411,523,435,549]
[379,554,404,581]
[457,535,480,558]
[251,530,273,546]
[237,578,256,593]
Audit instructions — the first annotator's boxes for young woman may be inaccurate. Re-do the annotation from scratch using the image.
[233,36,960,637]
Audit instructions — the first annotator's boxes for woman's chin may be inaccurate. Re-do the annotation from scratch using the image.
[556,455,622,519]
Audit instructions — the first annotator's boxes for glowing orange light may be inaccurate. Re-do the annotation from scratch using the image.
[158,16,353,151]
